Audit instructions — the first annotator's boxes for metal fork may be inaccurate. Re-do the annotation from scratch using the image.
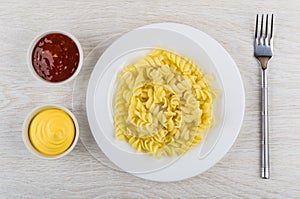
[254,14,274,179]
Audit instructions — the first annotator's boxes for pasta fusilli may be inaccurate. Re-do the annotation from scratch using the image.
[113,48,216,158]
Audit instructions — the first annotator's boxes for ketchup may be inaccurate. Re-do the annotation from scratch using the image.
[32,33,79,82]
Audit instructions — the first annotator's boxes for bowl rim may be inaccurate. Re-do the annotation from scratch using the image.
[27,30,83,85]
[22,104,80,159]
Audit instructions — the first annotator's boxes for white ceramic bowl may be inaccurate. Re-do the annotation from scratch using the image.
[27,30,83,85]
[22,104,79,159]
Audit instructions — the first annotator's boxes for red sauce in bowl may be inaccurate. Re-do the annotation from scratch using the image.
[32,33,80,82]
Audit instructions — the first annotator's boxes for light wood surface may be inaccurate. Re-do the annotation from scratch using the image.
[1,0,300,198]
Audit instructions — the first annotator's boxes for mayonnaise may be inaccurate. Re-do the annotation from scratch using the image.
[29,108,75,156]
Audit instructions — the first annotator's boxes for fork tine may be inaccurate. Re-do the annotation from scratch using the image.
[270,14,274,39]
[265,14,269,44]
[255,14,259,38]
[260,14,264,37]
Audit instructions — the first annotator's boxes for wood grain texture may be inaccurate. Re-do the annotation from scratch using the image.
[1,0,300,198]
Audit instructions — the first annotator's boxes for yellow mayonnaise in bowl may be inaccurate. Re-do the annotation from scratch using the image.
[23,105,79,159]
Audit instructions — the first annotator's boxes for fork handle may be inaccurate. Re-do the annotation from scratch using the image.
[261,69,270,179]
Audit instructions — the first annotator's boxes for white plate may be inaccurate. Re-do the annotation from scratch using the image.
[86,23,245,182]
[88,28,225,174]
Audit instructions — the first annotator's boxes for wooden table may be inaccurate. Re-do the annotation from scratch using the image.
[1,0,299,198]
